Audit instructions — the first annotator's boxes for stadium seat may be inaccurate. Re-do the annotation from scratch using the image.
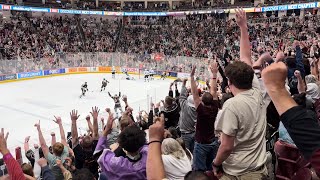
[291,168,312,180]
[274,140,311,179]
[276,157,299,178]
[274,140,300,160]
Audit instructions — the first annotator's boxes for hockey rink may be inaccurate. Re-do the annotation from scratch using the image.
[0,73,173,157]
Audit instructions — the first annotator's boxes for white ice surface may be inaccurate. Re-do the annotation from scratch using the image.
[0,73,174,158]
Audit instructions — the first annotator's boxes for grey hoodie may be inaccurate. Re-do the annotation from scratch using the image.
[178,86,197,133]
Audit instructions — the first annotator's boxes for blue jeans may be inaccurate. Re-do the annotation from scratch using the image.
[181,132,195,153]
[192,139,220,171]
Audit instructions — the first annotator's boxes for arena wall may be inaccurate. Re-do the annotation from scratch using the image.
[0,66,195,83]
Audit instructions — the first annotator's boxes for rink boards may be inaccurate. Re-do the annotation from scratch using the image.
[0,66,192,84]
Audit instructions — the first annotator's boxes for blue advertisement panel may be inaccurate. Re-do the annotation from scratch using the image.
[4,74,17,80]
[18,70,43,79]
[58,9,103,15]
[262,2,316,11]
[124,12,167,16]
[43,68,65,76]
[0,75,4,81]
[155,71,163,75]
[169,72,178,77]
[288,2,316,10]
[11,6,50,12]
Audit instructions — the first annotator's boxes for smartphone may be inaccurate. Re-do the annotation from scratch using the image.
[0,159,8,177]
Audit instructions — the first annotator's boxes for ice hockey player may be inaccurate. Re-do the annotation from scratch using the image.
[160,71,167,80]
[108,92,123,114]
[80,82,88,98]
[100,78,110,92]
[149,68,155,80]
[144,69,149,82]
[112,66,116,79]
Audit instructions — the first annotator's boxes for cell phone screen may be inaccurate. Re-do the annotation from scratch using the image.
[0,159,8,177]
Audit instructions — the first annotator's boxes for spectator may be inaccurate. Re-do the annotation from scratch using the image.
[34,118,70,179]
[178,78,197,152]
[213,9,268,179]
[161,138,192,179]
[262,61,320,176]
[95,116,148,179]
[70,108,100,178]
[162,94,180,129]
[0,128,25,180]
[190,60,219,171]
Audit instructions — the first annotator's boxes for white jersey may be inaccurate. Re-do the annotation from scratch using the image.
[144,70,149,76]
[112,67,116,73]
[149,69,155,75]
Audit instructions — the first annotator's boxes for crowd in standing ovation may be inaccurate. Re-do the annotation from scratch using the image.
[2,8,320,180]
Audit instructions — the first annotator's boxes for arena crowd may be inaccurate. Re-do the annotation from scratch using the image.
[1,4,320,180]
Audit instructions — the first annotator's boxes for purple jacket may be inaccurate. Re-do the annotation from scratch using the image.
[95,136,148,180]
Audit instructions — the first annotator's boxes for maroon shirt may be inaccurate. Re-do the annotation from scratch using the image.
[195,101,219,144]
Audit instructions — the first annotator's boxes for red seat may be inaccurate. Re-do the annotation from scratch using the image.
[276,157,299,178]
[274,140,311,179]
[274,141,300,160]
[292,168,312,180]
[275,175,290,180]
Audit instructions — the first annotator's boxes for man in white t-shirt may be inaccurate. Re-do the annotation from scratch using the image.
[212,9,268,179]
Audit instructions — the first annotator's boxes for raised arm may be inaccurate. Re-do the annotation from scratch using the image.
[56,159,72,180]
[100,117,105,135]
[311,59,320,80]
[53,116,68,146]
[90,106,100,140]
[33,145,41,179]
[95,112,115,152]
[24,136,30,153]
[236,9,252,66]
[294,70,306,93]
[70,110,80,148]
[253,52,273,69]
[262,62,297,116]
[34,121,49,158]
[51,132,56,146]
[179,78,189,109]
[108,92,113,99]
[148,107,154,128]
[174,82,180,98]
[0,128,25,180]
[122,95,129,108]
[209,60,219,100]
[38,158,55,180]
[294,41,305,77]
[262,62,320,174]
[168,82,174,98]
[147,114,166,180]
[190,66,201,108]
[85,115,94,134]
